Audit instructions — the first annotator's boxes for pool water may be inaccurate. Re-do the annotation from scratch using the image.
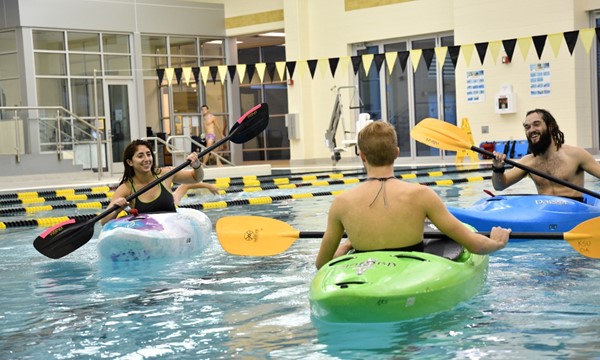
[1,167,600,359]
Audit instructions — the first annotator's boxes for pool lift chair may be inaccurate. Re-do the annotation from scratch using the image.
[324,86,373,164]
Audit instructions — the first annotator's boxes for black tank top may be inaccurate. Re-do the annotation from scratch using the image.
[129,178,176,213]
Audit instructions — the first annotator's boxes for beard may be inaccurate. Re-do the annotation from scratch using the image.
[528,129,552,156]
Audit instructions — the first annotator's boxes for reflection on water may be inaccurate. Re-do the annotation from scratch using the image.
[1,169,600,359]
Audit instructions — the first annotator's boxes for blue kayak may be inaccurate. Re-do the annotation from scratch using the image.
[449,194,600,235]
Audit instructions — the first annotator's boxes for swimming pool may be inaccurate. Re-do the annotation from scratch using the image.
[1,165,600,359]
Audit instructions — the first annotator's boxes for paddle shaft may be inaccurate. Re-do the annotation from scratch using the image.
[473,145,600,199]
[297,231,567,240]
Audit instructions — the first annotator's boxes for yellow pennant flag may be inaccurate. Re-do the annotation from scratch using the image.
[218,65,228,85]
[182,67,192,86]
[200,66,210,86]
[275,61,286,80]
[517,37,532,61]
[410,49,422,72]
[435,46,448,69]
[488,41,502,64]
[548,33,563,58]
[165,67,175,86]
[385,52,398,74]
[580,28,595,54]
[339,56,350,76]
[256,63,266,83]
[236,64,247,83]
[362,54,374,76]
[297,60,308,79]
[461,44,474,68]
[318,59,328,79]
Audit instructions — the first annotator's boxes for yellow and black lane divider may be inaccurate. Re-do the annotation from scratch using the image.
[0,192,113,207]
[0,200,110,216]
[0,175,491,229]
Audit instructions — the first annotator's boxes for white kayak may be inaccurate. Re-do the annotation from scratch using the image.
[98,208,212,262]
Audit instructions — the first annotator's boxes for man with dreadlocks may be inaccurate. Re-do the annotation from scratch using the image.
[491,108,600,202]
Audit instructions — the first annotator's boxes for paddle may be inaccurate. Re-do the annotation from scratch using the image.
[410,118,600,199]
[215,215,600,258]
[33,103,270,259]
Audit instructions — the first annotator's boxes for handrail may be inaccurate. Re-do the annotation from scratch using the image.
[166,135,234,166]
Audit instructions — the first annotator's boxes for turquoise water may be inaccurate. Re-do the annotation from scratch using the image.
[1,167,600,359]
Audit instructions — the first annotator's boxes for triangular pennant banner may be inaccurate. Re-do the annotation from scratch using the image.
[218,65,228,85]
[165,67,175,85]
[275,61,286,80]
[422,49,434,70]
[200,66,209,86]
[374,53,385,72]
[548,33,563,58]
[448,46,460,68]
[246,64,256,82]
[307,59,318,78]
[362,54,374,76]
[398,51,409,72]
[228,65,237,82]
[255,63,266,83]
[563,30,579,55]
[266,62,276,81]
[517,37,532,61]
[182,67,192,86]
[434,46,448,69]
[339,56,350,75]
[385,51,398,74]
[174,67,183,85]
[580,28,595,54]
[475,42,488,65]
[351,55,361,75]
[409,49,422,72]
[156,68,165,84]
[328,57,340,77]
[192,66,200,83]
[488,41,502,64]
[502,38,517,62]
[461,44,474,67]
[236,64,247,83]
[209,66,218,84]
[286,61,296,79]
[297,60,307,79]
[532,35,547,59]
[317,59,328,78]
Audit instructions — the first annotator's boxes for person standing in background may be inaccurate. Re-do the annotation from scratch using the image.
[202,105,223,166]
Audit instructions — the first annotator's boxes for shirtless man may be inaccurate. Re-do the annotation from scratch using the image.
[316,121,511,269]
[201,104,223,166]
[492,109,600,201]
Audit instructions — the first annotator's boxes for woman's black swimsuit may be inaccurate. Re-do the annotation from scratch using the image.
[129,178,176,213]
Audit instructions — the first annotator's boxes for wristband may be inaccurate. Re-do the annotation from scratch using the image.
[492,165,505,174]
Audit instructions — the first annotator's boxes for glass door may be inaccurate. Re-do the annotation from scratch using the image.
[104,81,134,173]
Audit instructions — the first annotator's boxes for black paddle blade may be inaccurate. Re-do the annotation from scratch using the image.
[229,103,269,144]
[33,218,96,259]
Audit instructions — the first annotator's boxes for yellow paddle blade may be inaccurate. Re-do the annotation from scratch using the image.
[564,216,600,259]
[410,118,472,152]
[216,216,300,256]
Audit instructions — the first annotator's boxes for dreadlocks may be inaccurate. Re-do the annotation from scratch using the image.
[525,108,565,151]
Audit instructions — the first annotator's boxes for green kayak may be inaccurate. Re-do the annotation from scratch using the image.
[309,238,488,323]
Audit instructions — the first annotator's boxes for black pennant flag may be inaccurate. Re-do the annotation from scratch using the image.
[448,46,460,68]
[192,67,200,83]
[422,49,434,70]
[266,62,276,82]
[328,58,339,77]
[351,55,362,75]
[307,59,318,78]
[563,30,579,55]
[532,35,547,59]
[502,39,517,61]
[374,53,385,72]
[156,68,165,84]
[209,66,218,84]
[228,65,237,82]
[475,42,488,64]
[174,67,183,85]
[398,51,409,72]
[286,61,296,79]
[246,64,256,82]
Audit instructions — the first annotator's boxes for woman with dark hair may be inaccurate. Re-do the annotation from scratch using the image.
[100,139,203,225]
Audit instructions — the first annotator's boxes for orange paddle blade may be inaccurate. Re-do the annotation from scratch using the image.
[410,118,472,152]
[564,216,600,259]
[216,216,300,256]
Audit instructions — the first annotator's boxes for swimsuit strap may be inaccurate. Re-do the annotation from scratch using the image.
[365,176,396,207]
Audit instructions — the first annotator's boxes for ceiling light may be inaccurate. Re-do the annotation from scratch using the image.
[258,32,285,37]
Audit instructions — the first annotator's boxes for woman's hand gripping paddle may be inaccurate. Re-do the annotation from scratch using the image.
[410,118,600,199]
[33,103,270,259]
[216,215,600,258]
